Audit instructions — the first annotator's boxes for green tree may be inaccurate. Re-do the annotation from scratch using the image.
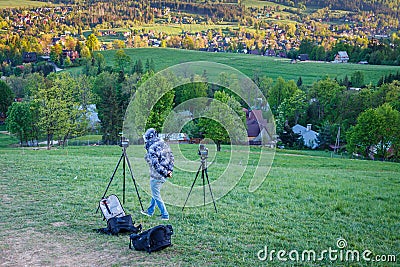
[93,72,129,144]
[93,52,105,74]
[114,49,131,73]
[125,71,177,142]
[174,81,208,107]
[275,89,308,135]
[33,73,83,149]
[381,81,400,112]
[347,103,400,160]
[317,121,341,150]
[145,75,175,132]
[351,71,365,88]
[6,102,32,146]
[268,77,298,114]
[145,58,156,73]
[308,78,345,123]
[199,90,246,151]
[0,80,15,115]
[133,59,144,74]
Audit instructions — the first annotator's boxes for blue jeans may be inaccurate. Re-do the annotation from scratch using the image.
[147,178,169,218]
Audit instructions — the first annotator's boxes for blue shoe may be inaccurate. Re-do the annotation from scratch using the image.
[141,210,152,217]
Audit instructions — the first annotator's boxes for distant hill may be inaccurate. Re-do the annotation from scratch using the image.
[68,48,400,86]
[271,0,399,16]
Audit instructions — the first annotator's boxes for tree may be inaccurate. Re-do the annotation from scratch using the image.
[93,52,105,74]
[381,81,400,112]
[93,72,129,144]
[174,81,208,107]
[86,34,100,55]
[347,103,400,160]
[126,71,175,139]
[114,49,131,73]
[275,88,307,135]
[268,77,298,114]
[296,76,303,87]
[0,80,14,115]
[351,71,365,88]
[33,73,84,149]
[6,102,32,146]
[145,58,156,73]
[317,121,340,150]
[308,78,345,123]
[199,90,246,151]
[133,59,144,74]
[50,43,63,66]
[145,75,175,132]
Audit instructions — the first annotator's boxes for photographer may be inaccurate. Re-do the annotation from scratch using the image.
[141,128,174,220]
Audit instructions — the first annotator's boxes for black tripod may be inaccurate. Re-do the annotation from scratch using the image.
[182,155,217,212]
[97,138,144,212]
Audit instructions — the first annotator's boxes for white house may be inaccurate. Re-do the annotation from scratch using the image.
[334,51,349,63]
[292,124,319,149]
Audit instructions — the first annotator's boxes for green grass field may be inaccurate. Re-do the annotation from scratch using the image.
[71,48,400,86]
[0,134,398,266]
[0,0,51,8]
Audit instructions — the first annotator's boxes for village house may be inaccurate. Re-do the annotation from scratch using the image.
[292,124,319,149]
[334,51,349,63]
[243,108,275,146]
[22,52,37,63]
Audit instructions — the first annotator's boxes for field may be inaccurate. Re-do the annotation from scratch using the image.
[71,48,400,86]
[0,0,51,8]
[0,133,399,266]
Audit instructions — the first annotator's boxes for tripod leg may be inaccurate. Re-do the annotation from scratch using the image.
[124,151,145,211]
[123,153,126,204]
[205,168,217,213]
[182,164,202,211]
[202,170,205,206]
[96,152,124,213]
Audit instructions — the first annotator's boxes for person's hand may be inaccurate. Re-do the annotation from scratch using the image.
[167,171,173,178]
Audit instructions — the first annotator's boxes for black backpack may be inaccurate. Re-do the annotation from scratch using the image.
[98,194,141,235]
[129,224,173,253]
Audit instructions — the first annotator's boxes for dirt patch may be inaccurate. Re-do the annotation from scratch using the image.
[0,228,173,267]
[51,222,69,227]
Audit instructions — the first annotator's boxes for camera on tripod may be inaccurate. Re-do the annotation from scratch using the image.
[119,133,129,148]
[183,143,217,212]
[198,144,208,159]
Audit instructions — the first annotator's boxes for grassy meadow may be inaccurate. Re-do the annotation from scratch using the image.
[0,0,51,8]
[70,48,400,86]
[0,134,399,266]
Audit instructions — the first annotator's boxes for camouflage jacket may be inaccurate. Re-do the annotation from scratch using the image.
[145,137,174,180]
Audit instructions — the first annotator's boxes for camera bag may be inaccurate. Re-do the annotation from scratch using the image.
[107,214,141,235]
[98,194,141,235]
[129,224,173,253]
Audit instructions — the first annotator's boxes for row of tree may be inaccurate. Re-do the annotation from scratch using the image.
[291,38,400,65]
[265,75,400,160]
[2,48,400,159]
